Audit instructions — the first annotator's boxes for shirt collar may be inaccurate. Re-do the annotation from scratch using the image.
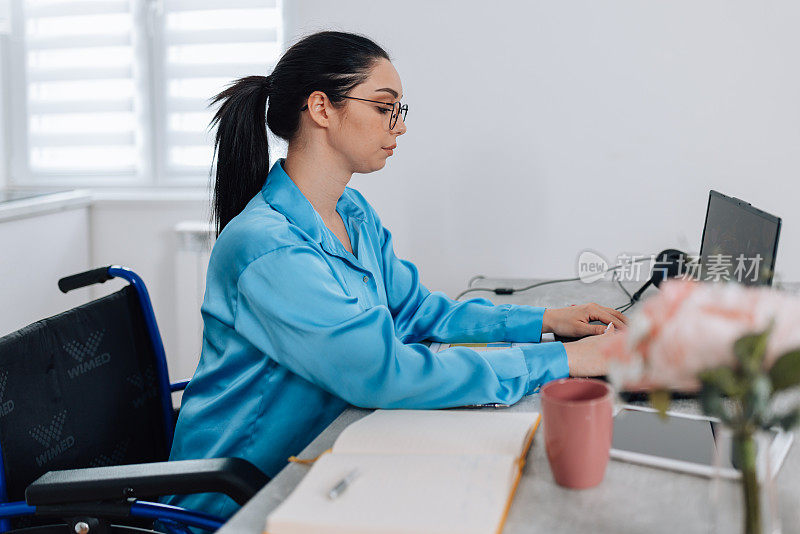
[261,159,366,245]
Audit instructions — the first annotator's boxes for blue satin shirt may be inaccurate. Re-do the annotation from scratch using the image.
[164,160,568,518]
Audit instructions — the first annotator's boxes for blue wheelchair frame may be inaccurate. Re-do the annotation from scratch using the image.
[0,266,225,532]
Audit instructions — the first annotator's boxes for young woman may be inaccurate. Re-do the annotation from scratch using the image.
[165,31,626,518]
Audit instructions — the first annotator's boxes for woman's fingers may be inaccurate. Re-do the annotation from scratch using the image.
[593,311,623,329]
[587,303,628,327]
[602,306,628,326]
[611,308,629,326]
[550,303,630,337]
[592,323,608,335]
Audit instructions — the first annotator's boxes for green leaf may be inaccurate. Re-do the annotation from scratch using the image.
[769,349,800,392]
[733,323,773,374]
[699,367,742,398]
[649,389,671,419]
[742,375,771,424]
[699,383,730,423]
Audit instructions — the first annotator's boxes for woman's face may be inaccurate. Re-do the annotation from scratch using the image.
[329,58,407,174]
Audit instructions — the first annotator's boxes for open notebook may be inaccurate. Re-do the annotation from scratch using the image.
[264,409,540,534]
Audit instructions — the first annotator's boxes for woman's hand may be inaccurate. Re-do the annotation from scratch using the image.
[542,303,628,338]
[563,324,620,377]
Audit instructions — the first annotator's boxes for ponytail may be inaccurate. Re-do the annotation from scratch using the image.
[209,75,272,236]
[209,32,390,236]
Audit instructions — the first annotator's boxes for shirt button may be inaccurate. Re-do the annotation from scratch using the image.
[362,275,369,283]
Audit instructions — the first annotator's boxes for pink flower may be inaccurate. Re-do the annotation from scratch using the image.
[604,279,800,389]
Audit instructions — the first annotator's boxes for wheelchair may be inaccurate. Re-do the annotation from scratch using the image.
[0,266,269,533]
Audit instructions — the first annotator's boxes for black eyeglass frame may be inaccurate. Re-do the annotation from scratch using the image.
[301,94,408,129]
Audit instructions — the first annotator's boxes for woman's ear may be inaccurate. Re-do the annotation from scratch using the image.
[305,91,331,128]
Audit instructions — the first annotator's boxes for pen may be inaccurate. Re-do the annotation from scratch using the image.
[327,468,360,500]
[604,321,614,333]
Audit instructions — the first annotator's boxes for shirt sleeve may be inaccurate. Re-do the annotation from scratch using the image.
[234,245,569,409]
[378,224,549,345]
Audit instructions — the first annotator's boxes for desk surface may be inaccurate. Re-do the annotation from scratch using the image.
[219,278,800,534]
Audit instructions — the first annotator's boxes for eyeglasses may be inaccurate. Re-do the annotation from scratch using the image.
[301,94,408,130]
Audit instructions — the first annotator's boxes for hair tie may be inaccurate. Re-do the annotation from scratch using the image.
[263,75,274,91]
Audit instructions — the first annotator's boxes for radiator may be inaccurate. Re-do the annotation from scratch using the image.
[173,221,214,385]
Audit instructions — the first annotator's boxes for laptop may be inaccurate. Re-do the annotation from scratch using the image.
[610,195,790,471]
[698,190,782,286]
[614,190,782,399]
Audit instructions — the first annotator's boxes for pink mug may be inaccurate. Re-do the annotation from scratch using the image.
[541,378,613,489]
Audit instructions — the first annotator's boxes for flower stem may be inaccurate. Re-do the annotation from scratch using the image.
[735,430,761,534]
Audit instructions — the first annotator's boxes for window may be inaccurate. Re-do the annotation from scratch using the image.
[8,0,281,185]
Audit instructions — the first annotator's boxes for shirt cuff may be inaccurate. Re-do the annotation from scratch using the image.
[504,305,546,342]
[519,342,569,394]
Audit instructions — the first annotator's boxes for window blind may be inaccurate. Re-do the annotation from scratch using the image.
[13,0,281,183]
[159,0,280,177]
[0,0,12,34]
[20,0,140,176]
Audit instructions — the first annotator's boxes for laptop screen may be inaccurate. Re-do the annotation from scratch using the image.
[699,190,781,286]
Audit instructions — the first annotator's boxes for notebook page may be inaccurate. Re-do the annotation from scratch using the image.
[331,410,538,459]
[265,452,518,534]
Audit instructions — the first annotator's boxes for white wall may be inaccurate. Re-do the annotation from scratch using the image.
[0,194,208,385]
[0,37,7,189]
[0,207,93,336]
[89,195,209,380]
[284,0,800,296]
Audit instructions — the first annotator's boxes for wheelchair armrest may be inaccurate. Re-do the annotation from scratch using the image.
[25,458,269,507]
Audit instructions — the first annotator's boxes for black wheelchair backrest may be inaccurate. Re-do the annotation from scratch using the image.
[0,285,169,504]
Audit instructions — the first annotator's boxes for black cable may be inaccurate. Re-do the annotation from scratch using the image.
[615,301,635,313]
[612,270,633,300]
[466,274,486,288]
[611,270,636,312]
[455,277,580,300]
[455,255,653,301]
